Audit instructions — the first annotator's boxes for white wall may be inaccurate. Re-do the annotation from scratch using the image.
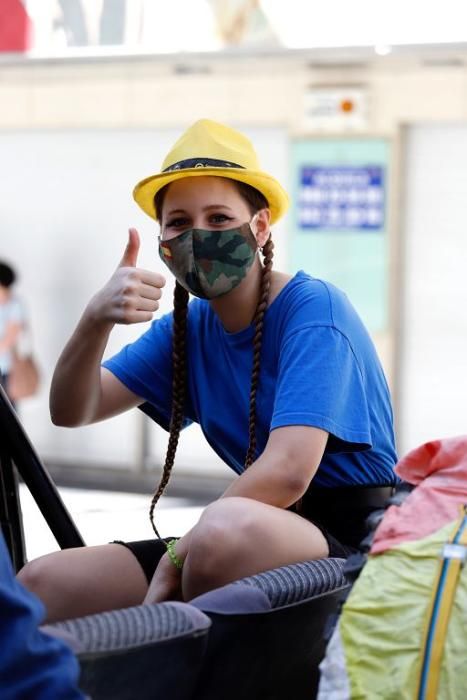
[0,126,288,474]
[398,124,467,453]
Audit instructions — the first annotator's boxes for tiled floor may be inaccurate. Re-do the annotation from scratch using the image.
[19,484,206,561]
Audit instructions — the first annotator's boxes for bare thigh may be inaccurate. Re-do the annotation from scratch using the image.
[17,543,148,624]
[183,497,330,599]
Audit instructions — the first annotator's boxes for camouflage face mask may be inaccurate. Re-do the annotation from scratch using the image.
[158,222,258,299]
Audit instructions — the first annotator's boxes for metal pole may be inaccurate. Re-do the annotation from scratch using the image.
[0,385,85,566]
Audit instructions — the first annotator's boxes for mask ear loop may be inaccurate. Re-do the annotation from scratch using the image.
[250,212,271,252]
[249,212,265,252]
[249,212,259,233]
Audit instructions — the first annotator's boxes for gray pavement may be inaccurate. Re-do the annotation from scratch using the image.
[19,484,205,561]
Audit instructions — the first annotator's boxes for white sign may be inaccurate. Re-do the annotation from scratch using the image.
[303,87,369,132]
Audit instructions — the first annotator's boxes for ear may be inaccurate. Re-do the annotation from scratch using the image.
[252,209,271,248]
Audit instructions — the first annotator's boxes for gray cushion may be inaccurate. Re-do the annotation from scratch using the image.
[42,601,211,655]
[190,582,272,614]
[231,557,347,608]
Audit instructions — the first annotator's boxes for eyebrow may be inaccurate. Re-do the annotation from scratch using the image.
[166,204,234,216]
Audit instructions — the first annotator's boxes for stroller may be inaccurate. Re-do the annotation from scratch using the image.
[0,384,350,700]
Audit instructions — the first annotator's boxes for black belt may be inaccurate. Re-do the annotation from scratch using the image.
[291,484,395,519]
[306,485,395,509]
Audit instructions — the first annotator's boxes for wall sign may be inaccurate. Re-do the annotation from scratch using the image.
[303,87,369,132]
[298,166,385,231]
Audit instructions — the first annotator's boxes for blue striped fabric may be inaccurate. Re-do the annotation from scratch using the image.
[233,558,348,607]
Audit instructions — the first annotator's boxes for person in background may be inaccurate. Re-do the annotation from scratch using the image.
[0,532,84,699]
[18,119,398,623]
[0,261,23,402]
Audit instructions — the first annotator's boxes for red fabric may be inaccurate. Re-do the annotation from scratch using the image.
[0,0,31,52]
[371,436,467,554]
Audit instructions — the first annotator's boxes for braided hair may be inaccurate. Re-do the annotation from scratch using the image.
[149,179,273,538]
[148,280,188,538]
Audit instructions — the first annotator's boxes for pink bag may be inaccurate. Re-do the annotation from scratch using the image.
[8,350,40,401]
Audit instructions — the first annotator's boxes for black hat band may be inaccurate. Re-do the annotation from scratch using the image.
[163,157,245,172]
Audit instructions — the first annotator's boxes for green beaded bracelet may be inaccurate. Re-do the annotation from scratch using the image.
[166,539,183,570]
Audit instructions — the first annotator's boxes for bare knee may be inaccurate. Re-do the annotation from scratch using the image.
[18,552,65,605]
[183,498,257,597]
[193,497,256,559]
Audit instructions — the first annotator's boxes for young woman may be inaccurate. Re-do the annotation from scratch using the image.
[18,119,398,623]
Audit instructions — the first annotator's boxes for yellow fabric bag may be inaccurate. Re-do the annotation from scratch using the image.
[319,509,467,699]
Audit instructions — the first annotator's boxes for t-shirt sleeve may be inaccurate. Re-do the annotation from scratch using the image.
[271,324,372,453]
[102,312,192,432]
[7,299,24,324]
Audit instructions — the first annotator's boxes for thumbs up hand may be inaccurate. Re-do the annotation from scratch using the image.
[119,226,141,268]
[88,228,166,326]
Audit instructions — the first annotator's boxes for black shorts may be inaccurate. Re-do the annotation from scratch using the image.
[113,537,173,585]
[113,485,393,585]
[296,484,394,552]
[114,526,356,586]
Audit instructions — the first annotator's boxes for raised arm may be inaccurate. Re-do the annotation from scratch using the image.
[49,228,166,427]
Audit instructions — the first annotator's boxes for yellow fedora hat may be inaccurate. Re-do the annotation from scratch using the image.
[133,119,289,225]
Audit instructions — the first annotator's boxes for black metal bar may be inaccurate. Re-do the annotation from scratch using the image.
[0,384,85,564]
[0,444,26,570]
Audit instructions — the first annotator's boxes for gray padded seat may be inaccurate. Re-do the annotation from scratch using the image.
[44,602,211,700]
[43,559,348,699]
[233,557,347,607]
[192,557,350,700]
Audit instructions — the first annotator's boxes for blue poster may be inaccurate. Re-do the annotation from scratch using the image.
[291,139,391,332]
[298,166,385,231]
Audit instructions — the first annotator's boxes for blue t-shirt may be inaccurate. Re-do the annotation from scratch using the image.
[103,271,398,487]
[0,534,84,699]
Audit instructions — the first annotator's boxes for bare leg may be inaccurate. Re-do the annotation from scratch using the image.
[19,498,332,618]
[182,497,329,600]
[17,543,148,623]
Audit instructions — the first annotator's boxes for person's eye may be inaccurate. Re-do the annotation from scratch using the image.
[210,214,234,224]
[167,217,189,228]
